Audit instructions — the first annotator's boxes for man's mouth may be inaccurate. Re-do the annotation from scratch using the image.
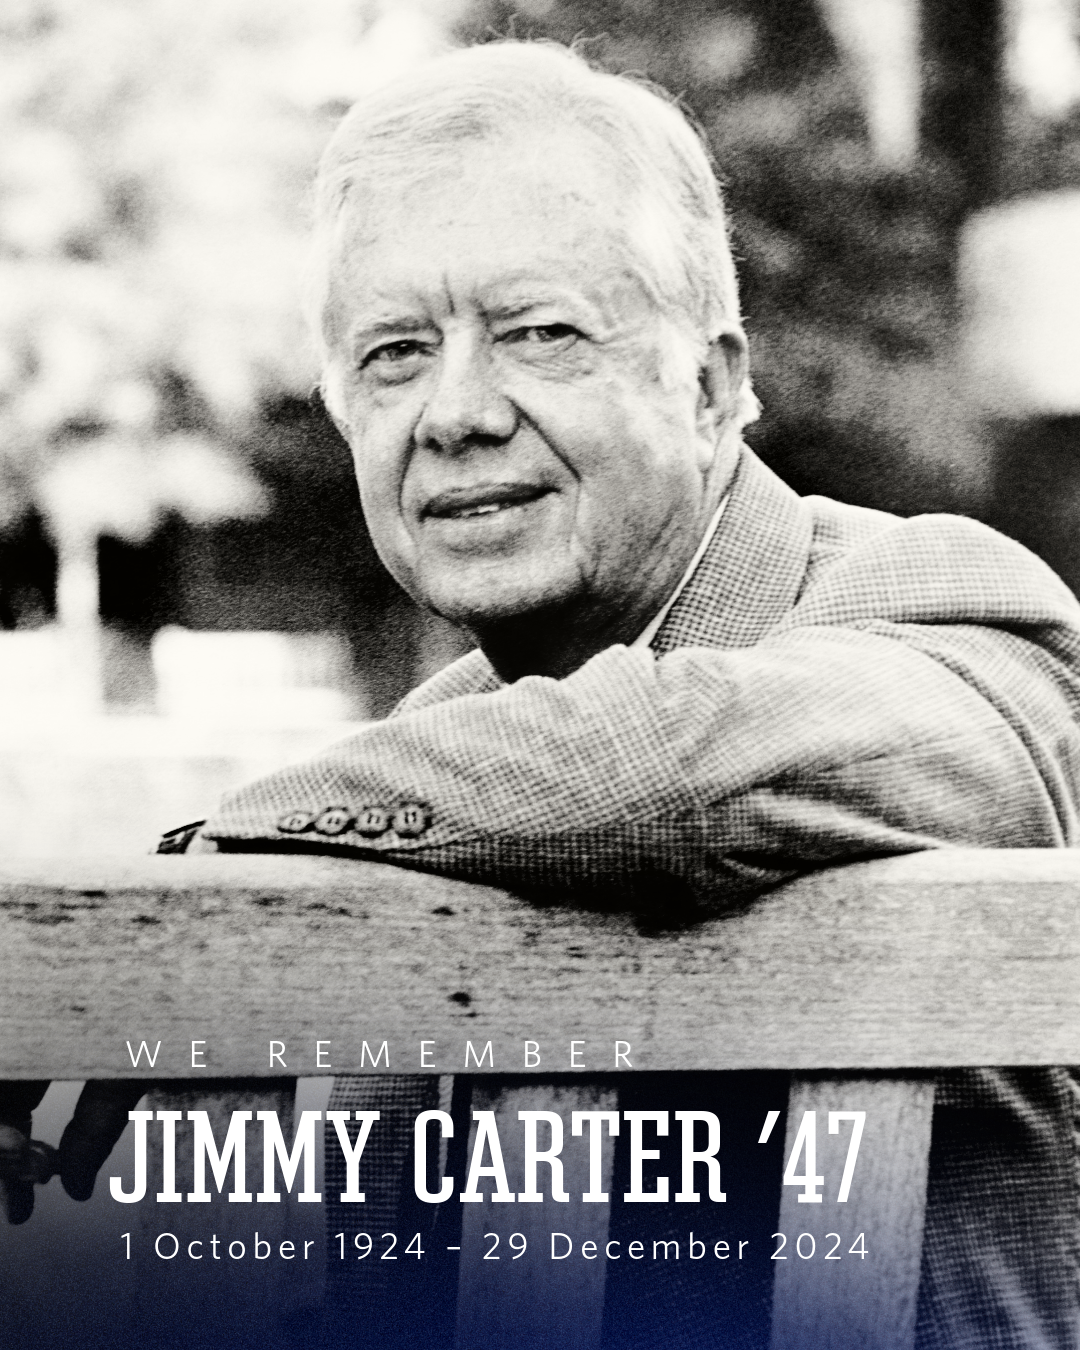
[423,483,550,520]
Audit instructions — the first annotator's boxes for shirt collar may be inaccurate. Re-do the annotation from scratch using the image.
[631,494,730,650]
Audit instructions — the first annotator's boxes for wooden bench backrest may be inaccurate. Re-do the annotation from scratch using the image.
[2,849,1076,1349]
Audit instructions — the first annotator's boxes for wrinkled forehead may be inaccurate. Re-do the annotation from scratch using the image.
[320,127,652,336]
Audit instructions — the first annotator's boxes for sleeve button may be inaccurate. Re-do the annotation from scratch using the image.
[277,810,316,834]
[313,806,354,836]
[355,805,390,838]
[392,801,431,838]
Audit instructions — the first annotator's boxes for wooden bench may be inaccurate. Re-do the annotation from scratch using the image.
[1,849,1077,1349]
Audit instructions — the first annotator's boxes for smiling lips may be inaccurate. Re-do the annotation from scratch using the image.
[423,482,551,520]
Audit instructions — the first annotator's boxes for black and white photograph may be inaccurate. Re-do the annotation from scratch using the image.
[2,2,1080,1347]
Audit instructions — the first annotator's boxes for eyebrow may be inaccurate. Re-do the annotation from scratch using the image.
[487,297,585,322]
[345,316,435,356]
[340,273,619,354]
[483,294,617,341]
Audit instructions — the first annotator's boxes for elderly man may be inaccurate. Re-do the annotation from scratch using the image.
[171,41,1080,1350]
[194,45,1080,887]
[5,38,1080,1350]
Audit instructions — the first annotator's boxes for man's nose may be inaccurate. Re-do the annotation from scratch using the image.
[415,332,516,453]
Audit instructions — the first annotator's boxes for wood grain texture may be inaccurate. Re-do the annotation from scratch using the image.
[132,1083,309,1350]
[1,849,1079,1078]
[454,1083,617,1350]
[769,1076,937,1350]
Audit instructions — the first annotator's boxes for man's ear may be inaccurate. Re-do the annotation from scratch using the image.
[695,322,749,464]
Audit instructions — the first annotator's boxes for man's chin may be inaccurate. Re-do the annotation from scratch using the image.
[422,575,578,634]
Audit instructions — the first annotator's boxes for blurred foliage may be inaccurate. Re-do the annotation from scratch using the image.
[459,0,1080,516]
[0,0,346,544]
[4,0,1080,605]
[709,68,976,514]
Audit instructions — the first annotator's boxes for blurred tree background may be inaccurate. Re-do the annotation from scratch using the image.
[455,0,1080,519]
[3,0,1080,713]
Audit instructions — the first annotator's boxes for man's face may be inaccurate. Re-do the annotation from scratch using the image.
[325,130,737,642]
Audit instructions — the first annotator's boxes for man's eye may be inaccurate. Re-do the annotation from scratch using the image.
[362,340,424,367]
[359,339,430,384]
[503,324,579,346]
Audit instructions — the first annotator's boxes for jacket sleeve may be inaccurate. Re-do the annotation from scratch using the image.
[200,614,1080,912]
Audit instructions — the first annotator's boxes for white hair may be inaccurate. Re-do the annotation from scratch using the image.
[306,40,759,428]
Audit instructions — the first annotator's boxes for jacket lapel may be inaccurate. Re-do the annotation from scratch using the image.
[651,447,814,654]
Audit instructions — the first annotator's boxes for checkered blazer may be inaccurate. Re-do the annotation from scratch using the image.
[199,447,1080,1349]
[203,446,1080,899]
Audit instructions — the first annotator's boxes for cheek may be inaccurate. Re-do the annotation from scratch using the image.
[355,479,418,595]
[573,390,692,493]
[348,440,419,581]
[347,400,413,506]
[567,412,701,552]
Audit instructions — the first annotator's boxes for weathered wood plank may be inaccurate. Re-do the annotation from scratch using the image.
[769,1075,936,1350]
[1,850,1079,1078]
[132,1082,307,1350]
[454,1083,617,1350]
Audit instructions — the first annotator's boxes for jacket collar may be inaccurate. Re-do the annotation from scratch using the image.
[650,445,813,655]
